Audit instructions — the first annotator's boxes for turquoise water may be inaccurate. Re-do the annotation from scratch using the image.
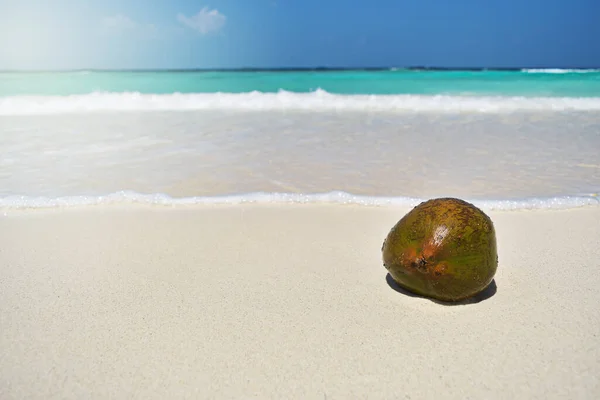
[1,68,599,209]
[1,69,600,97]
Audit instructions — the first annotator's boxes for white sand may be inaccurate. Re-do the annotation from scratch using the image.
[1,205,599,399]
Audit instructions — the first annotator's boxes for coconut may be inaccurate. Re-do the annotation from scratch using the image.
[382,198,498,302]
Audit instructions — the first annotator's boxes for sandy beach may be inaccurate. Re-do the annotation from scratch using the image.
[1,204,599,399]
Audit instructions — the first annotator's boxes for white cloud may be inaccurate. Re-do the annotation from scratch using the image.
[101,14,138,33]
[177,7,226,35]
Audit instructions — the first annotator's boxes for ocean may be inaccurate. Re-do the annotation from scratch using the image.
[1,68,599,210]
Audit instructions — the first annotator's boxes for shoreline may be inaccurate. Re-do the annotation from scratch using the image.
[1,204,599,398]
[1,192,599,213]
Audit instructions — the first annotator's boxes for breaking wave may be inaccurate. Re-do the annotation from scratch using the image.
[2,90,600,115]
[521,68,600,74]
[1,191,598,211]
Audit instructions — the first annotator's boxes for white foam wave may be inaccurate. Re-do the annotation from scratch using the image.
[0,191,598,212]
[522,68,600,74]
[2,90,600,115]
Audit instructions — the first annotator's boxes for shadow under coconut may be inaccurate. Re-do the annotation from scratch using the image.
[385,273,497,306]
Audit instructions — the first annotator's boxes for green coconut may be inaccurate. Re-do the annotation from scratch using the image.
[382,198,497,302]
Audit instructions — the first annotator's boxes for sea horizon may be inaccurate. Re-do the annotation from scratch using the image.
[2,66,600,73]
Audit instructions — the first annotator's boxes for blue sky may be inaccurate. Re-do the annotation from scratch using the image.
[0,0,598,69]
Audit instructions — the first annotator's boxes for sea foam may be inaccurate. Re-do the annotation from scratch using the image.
[0,191,598,212]
[2,90,600,115]
[521,68,600,74]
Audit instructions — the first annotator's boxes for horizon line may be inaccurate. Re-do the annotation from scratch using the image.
[1,66,599,73]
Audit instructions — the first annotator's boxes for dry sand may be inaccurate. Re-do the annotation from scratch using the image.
[1,204,599,399]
